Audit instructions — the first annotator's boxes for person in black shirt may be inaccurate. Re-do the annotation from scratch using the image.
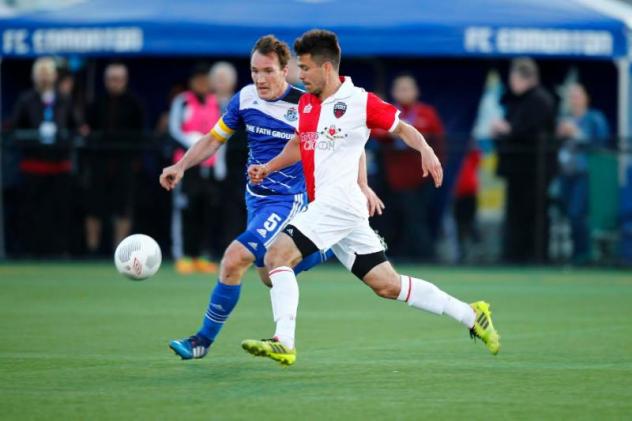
[83,63,145,255]
[492,58,556,263]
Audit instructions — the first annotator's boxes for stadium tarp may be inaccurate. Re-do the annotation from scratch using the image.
[0,0,629,59]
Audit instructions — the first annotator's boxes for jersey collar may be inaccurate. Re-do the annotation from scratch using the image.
[321,76,354,104]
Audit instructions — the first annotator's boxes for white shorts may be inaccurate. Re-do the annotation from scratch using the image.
[288,199,385,271]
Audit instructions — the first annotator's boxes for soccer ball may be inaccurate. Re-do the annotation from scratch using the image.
[114,234,162,280]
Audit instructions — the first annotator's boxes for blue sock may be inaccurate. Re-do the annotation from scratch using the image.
[197,280,241,345]
[294,249,334,275]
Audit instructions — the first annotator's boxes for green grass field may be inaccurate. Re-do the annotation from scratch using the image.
[1,263,631,420]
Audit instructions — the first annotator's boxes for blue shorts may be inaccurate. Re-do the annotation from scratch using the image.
[236,186,307,267]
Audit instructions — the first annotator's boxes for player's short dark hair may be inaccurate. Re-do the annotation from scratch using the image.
[294,29,341,70]
[252,35,291,69]
[510,57,539,82]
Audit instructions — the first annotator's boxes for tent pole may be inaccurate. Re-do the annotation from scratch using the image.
[617,57,630,186]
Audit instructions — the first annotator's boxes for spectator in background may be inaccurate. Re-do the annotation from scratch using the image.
[492,58,556,263]
[209,61,248,250]
[453,144,481,262]
[556,83,610,264]
[10,57,79,256]
[286,56,305,90]
[83,63,145,256]
[169,64,222,274]
[373,74,445,259]
[57,69,85,126]
[57,70,74,98]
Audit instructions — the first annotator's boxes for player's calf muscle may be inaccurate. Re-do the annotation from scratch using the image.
[362,262,401,299]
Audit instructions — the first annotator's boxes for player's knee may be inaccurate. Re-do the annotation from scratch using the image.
[264,242,294,270]
[220,244,253,282]
[263,245,284,270]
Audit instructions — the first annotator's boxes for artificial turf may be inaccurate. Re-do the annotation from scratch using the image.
[1,262,631,420]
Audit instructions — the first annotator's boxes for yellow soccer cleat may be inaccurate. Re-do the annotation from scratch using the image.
[470,301,501,355]
[241,338,296,366]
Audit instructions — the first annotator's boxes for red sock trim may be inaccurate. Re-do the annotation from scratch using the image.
[269,267,293,277]
[405,276,412,303]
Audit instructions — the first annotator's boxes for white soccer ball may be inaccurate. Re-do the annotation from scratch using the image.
[114,234,162,280]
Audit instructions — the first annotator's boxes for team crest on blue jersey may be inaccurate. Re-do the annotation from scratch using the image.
[284,107,298,122]
[334,102,347,118]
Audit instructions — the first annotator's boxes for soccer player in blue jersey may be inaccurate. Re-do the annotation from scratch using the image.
[159,35,383,360]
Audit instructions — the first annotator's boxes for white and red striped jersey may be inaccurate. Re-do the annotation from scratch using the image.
[297,76,400,217]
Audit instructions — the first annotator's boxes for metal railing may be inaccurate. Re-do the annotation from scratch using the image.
[1,130,630,266]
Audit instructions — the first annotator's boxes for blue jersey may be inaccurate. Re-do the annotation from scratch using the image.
[210,84,305,196]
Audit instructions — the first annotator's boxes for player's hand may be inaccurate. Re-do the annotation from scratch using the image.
[420,145,443,188]
[159,164,184,191]
[360,185,385,217]
[248,164,270,185]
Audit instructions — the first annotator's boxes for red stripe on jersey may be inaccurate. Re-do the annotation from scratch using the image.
[297,94,322,202]
[366,92,399,131]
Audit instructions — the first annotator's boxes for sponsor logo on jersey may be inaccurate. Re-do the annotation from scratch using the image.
[284,107,298,122]
[300,131,335,151]
[248,242,258,250]
[333,102,347,118]
[303,103,312,114]
[320,124,347,141]
[245,124,294,140]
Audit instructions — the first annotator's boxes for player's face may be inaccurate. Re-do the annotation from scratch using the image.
[297,54,326,96]
[251,50,288,100]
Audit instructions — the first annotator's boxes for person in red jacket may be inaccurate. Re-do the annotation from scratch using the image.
[373,74,445,259]
[454,146,481,261]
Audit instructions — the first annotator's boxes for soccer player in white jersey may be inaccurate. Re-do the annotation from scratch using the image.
[242,29,500,365]
[159,35,383,360]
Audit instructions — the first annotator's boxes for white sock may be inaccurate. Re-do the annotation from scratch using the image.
[397,275,475,328]
[269,266,299,349]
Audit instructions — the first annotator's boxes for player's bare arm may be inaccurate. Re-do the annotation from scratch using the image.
[159,133,224,191]
[358,151,384,216]
[392,121,443,188]
[248,133,301,184]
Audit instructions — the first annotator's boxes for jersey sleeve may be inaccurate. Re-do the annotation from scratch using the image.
[209,91,241,142]
[366,92,400,132]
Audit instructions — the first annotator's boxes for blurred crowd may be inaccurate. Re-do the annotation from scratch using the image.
[2,56,616,266]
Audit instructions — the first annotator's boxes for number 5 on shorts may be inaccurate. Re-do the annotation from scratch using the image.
[257,213,282,238]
